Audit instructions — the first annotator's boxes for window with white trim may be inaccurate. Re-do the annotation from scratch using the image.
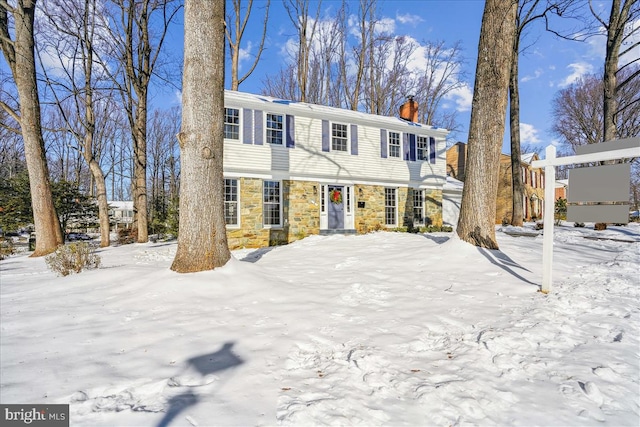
[224,108,240,140]
[385,188,397,225]
[266,113,283,145]
[224,179,239,226]
[417,136,428,160]
[332,123,348,152]
[263,180,281,226]
[388,131,401,158]
[413,189,424,223]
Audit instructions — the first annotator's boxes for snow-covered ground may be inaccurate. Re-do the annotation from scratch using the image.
[1,223,638,426]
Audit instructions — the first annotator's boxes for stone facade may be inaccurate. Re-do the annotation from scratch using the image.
[225,178,443,249]
[226,178,321,249]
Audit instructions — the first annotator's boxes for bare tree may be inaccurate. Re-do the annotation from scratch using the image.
[0,109,25,179]
[225,0,270,91]
[282,0,322,103]
[171,0,230,273]
[147,106,180,234]
[457,0,518,249]
[552,67,640,150]
[364,35,416,116]
[593,0,639,143]
[412,40,466,127]
[39,0,113,246]
[340,0,376,111]
[108,0,181,243]
[0,0,64,255]
[508,0,561,226]
[43,108,90,188]
[306,3,345,106]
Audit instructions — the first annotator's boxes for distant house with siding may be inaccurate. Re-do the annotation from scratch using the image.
[222,90,449,249]
[108,201,134,231]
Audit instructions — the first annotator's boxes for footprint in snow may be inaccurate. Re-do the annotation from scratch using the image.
[578,381,604,406]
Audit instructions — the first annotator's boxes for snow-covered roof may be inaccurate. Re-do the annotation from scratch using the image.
[555,179,568,188]
[444,176,464,191]
[521,153,536,164]
[224,90,450,136]
[108,201,133,210]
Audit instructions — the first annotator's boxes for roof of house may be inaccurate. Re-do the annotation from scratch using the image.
[108,201,133,210]
[224,90,450,136]
[444,176,464,191]
[521,153,537,164]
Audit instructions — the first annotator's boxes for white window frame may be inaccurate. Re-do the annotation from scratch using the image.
[388,131,401,158]
[263,180,283,227]
[413,189,424,224]
[224,178,240,228]
[331,122,349,152]
[385,187,398,226]
[265,113,284,145]
[224,107,241,140]
[417,136,429,161]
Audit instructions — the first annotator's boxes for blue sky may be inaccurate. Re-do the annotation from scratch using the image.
[25,0,634,157]
[153,1,637,155]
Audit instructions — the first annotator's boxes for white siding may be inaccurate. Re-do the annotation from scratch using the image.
[223,91,448,189]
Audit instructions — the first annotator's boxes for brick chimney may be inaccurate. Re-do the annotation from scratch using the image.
[399,95,418,122]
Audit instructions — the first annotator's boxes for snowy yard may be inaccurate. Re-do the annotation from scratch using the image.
[1,224,638,426]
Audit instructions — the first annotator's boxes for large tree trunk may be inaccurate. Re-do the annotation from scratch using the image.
[88,160,111,247]
[1,1,64,256]
[596,0,632,231]
[509,35,524,227]
[133,107,149,242]
[603,0,624,144]
[457,0,517,249]
[171,0,230,273]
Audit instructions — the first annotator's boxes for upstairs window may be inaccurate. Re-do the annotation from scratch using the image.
[224,108,240,140]
[417,136,428,160]
[266,113,283,145]
[389,131,401,158]
[332,123,348,151]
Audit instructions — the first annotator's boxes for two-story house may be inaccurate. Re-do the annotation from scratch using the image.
[222,91,449,249]
[445,142,545,224]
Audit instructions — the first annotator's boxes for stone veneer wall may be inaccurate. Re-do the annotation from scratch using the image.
[227,179,443,249]
[226,178,321,249]
[354,184,442,233]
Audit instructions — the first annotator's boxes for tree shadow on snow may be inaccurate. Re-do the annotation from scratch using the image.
[420,234,450,244]
[239,247,275,263]
[157,342,244,427]
[476,247,539,288]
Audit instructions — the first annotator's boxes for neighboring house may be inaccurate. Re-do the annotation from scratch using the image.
[445,143,545,223]
[555,179,568,201]
[222,90,449,249]
[108,201,134,231]
[445,141,468,181]
[442,176,463,228]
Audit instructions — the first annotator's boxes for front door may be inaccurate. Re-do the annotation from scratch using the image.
[328,185,344,229]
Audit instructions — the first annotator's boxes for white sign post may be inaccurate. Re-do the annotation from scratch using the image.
[531,138,640,294]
